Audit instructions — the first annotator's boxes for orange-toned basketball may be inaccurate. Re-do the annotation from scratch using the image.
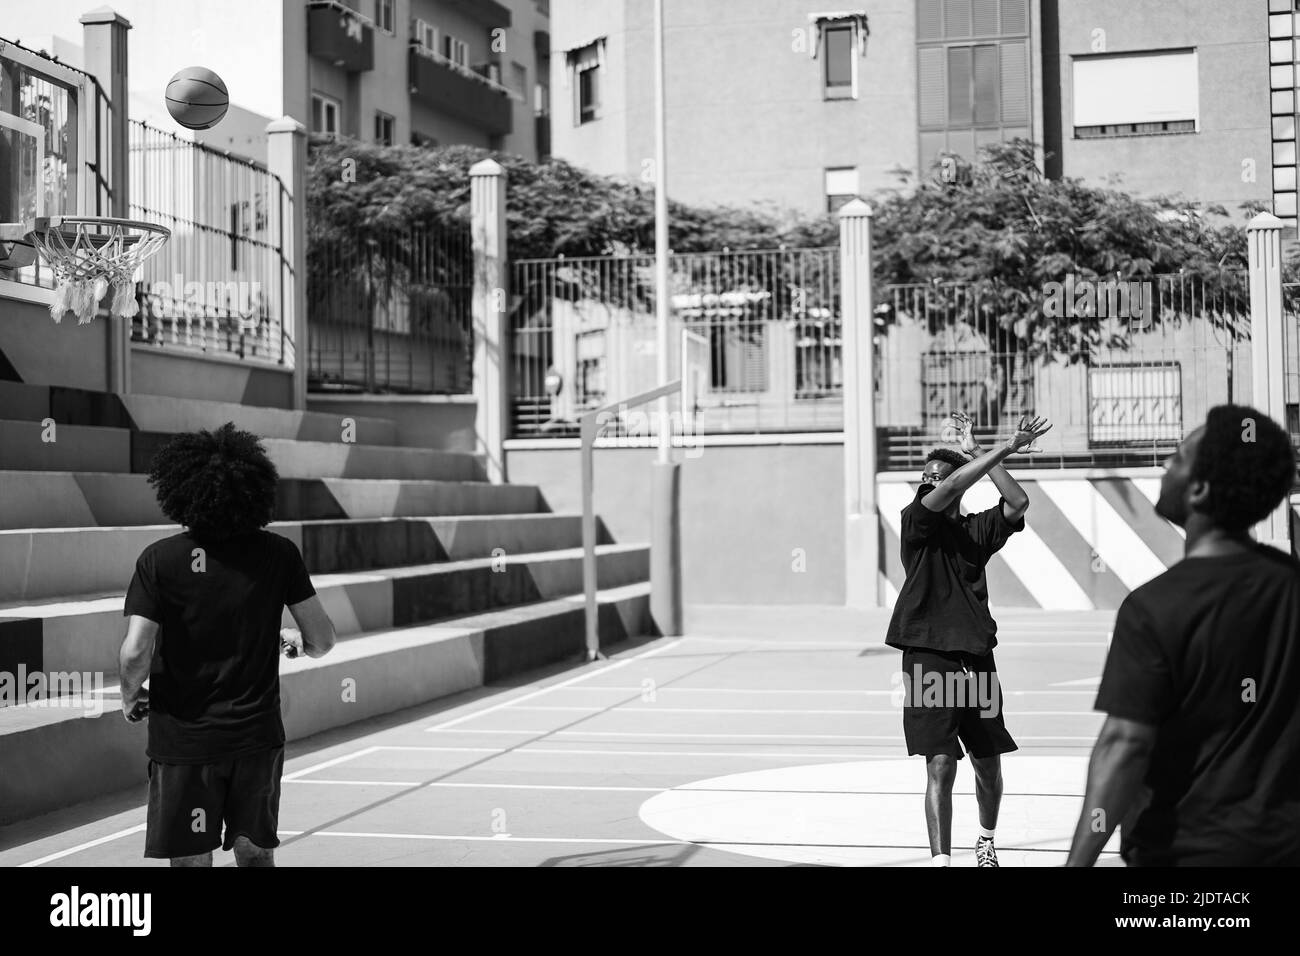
[165,67,229,131]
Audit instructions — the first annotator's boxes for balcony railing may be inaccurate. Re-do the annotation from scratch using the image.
[307,0,375,72]
[408,44,513,136]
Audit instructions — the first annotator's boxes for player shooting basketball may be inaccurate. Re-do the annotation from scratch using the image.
[886,411,1052,867]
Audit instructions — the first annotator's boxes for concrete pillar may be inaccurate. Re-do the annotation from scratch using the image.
[267,117,309,411]
[471,159,509,483]
[839,199,880,606]
[1246,211,1291,552]
[81,8,131,395]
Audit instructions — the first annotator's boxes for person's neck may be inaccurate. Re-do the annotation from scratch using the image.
[1182,517,1255,559]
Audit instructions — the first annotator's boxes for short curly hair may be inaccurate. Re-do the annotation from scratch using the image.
[925,447,970,470]
[1190,405,1297,532]
[146,422,279,540]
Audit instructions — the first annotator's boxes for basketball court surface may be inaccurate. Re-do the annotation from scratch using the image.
[0,607,1121,867]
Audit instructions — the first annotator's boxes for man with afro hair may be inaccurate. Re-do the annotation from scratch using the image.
[886,411,1053,867]
[118,423,338,867]
[1068,405,1300,866]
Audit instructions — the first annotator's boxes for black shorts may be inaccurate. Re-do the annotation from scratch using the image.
[144,746,284,859]
[899,648,1018,759]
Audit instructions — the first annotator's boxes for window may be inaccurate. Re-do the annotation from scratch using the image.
[575,330,606,406]
[824,25,855,97]
[311,93,341,137]
[374,0,394,34]
[1072,50,1199,138]
[375,111,394,145]
[413,18,437,53]
[1088,363,1183,446]
[567,40,604,125]
[512,62,528,101]
[824,166,860,213]
[811,13,869,100]
[443,35,469,68]
[535,82,551,116]
[916,0,1029,170]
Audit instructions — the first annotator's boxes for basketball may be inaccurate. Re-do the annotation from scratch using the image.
[165,66,229,130]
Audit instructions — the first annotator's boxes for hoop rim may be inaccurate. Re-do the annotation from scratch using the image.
[24,216,172,241]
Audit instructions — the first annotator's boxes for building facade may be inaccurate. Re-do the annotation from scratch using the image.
[549,0,1280,224]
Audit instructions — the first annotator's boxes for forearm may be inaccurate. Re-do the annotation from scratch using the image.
[1065,738,1151,866]
[945,442,1014,496]
[973,445,1029,509]
[119,645,151,707]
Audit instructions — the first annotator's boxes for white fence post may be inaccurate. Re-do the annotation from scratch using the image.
[1247,211,1291,552]
[267,117,308,410]
[840,200,880,606]
[471,159,508,482]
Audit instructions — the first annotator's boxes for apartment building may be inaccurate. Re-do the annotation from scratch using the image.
[549,0,1280,225]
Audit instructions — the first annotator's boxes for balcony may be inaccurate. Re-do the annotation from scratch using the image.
[444,0,512,29]
[307,0,374,72]
[408,46,513,137]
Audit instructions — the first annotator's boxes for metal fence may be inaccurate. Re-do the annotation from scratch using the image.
[128,120,294,364]
[509,247,842,437]
[1280,282,1300,449]
[877,273,1254,469]
[307,222,474,394]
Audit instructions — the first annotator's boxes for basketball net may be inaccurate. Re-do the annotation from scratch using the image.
[28,218,171,325]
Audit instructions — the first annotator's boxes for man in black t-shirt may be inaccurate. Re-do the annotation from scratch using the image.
[119,423,338,867]
[1067,405,1300,866]
[886,412,1053,867]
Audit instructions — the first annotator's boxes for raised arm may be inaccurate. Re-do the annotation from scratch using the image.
[922,415,1052,513]
[954,412,1042,521]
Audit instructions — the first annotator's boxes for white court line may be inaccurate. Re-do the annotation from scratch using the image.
[547,686,1097,696]
[283,745,382,782]
[424,730,1102,741]
[283,780,663,792]
[424,638,679,732]
[19,824,147,868]
[374,745,902,759]
[316,831,685,846]
[505,706,1100,716]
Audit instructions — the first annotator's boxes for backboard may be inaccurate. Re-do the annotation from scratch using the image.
[0,38,96,282]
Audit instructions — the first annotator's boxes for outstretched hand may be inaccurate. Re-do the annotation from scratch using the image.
[1007,414,1052,453]
[950,411,981,455]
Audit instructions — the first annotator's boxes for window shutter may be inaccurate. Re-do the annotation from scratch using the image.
[974,44,998,123]
[972,0,999,37]
[944,0,972,38]
[948,46,973,125]
[918,46,947,126]
[1000,0,1028,35]
[1000,40,1028,124]
[918,0,943,41]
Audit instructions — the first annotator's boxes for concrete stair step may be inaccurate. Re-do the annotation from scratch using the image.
[0,543,650,680]
[0,382,401,445]
[0,515,601,603]
[0,472,544,529]
[0,582,652,825]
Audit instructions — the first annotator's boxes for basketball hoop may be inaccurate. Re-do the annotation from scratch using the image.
[22,217,170,325]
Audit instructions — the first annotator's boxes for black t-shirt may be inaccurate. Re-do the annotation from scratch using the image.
[124,530,317,764]
[885,485,1024,656]
[1096,543,1300,866]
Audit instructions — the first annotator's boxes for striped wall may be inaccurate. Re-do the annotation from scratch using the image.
[877,471,1299,610]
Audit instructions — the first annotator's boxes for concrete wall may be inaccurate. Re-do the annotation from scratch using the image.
[506,440,846,604]
[308,394,477,450]
[131,346,294,408]
[1047,0,1271,217]
[0,294,111,390]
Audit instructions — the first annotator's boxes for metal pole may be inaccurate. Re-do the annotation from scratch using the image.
[654,0,670,460]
